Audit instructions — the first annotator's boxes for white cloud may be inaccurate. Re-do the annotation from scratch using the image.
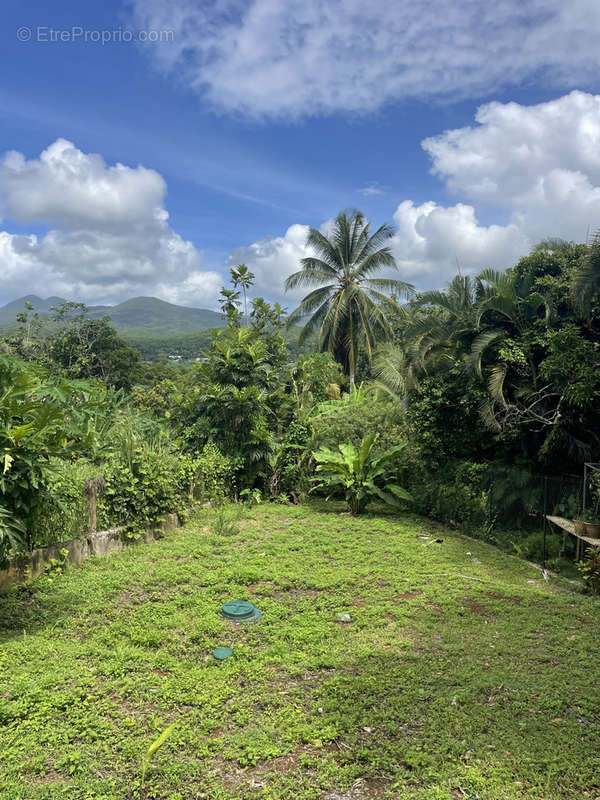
[423,91,600,242]
[390,201,529,288]
[131,0,600,118]
[226,224,311,308]
[0,140,221,306]
[358,184,386,197]
[226,93,600,295]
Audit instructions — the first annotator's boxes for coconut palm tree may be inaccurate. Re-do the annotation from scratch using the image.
[285,210,414,386]
[230,263,255,325]
[371,274,483,401]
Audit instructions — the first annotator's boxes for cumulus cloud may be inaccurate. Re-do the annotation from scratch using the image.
[226,224,311,307]
[423,91,600,241]
[131,0,600,118]
[225,93,600,295]
[390,201,529,288]
[0,140,221,306]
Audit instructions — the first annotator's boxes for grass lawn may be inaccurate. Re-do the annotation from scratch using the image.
[0,502,598,800]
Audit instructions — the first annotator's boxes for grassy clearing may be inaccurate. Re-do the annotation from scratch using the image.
[0,502,598,800]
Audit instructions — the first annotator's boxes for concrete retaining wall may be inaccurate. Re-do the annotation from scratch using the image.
[0,512,181,592]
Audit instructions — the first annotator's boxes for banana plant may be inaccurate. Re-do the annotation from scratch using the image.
[313,433,412,515]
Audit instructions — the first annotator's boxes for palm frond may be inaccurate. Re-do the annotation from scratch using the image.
[363,277,414,297]
[285,262,339,291]
[468,329,504,377]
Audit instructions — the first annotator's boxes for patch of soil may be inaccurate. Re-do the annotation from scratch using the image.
[117,590,134,607]
[32,769,68,784]
[209,742,329,792]
[486,591,522,605]
[460,597,488,615]
[397,590,423,600]
[427,602,443,612]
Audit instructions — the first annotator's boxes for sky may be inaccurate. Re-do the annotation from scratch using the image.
[1,0,600,309]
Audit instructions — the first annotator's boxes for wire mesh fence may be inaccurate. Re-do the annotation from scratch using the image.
[485,468,598,570]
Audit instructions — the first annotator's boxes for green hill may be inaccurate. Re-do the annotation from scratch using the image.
[0,295,225,334]
[0,295,309,361]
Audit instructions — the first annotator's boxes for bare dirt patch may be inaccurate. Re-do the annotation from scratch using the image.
[397,590,424,600]
[460,597,488,615]
[486,591,522,605]
[33,769,68,785]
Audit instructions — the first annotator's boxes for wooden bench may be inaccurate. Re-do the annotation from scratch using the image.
[546,515,600,559]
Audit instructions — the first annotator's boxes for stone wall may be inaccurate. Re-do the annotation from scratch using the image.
[0,512,180,592]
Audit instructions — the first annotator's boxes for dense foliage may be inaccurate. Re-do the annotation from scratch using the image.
[0,221,599,582]
[314,433,411,514]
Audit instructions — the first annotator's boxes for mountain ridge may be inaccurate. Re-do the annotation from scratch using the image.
[0,295,225,334]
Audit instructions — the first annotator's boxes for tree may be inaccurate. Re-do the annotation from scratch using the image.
[4,302,140,390]
[230,263,255,325]
[218,288,241,324]
[571,228,600,316]
[47,304,140,391]
[285,210,414,386]
[181,297,289,489]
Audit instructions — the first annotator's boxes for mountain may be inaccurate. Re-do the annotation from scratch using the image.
[0,295,225,334]
[0,295,68,322]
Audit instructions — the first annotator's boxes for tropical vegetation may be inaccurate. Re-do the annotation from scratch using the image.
[286,210,414,386]
[0,212,599,799]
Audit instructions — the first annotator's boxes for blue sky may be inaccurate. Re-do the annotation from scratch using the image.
[1,0,600,308]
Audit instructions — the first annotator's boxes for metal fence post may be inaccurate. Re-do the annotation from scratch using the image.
[542,475,548,568]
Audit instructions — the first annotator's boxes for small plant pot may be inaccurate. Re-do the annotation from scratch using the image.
[583,522,600,539]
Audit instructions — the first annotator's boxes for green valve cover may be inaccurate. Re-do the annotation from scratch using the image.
[221,600,257,620]
[213,647,233,660]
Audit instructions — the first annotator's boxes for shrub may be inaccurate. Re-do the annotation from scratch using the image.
[512,531,562,563]
[29,458,108,548]
[0,354,105,560]
[196,442,235,503]
[577,547,600,594]
[406,460,490,535]
[274,418,314,498]
[101,447,198,531]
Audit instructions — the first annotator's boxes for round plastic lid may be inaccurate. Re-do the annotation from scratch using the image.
[213,647,233,660]
[221,600,257,620]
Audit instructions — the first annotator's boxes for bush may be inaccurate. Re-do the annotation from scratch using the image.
[196,442,236,503]
[578,547,600,594]
[275,418,314,498]
[313,434,411,515]
[101,447,198,531]
[0,354,106,560]
[312,395,406,454]
[513,531,562,563]
[407,460,490,535]
[29,458,108,547]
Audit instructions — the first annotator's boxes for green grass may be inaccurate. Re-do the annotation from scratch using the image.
[0,502,598,799]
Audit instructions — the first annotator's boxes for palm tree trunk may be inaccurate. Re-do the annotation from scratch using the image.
[348,314,356,389]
